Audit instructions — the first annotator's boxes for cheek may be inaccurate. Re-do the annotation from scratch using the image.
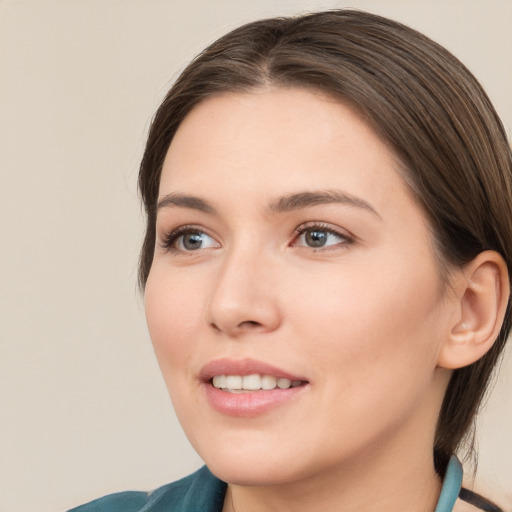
[144,268,205,377]
[288,271,444,445]
[286,254,445,386]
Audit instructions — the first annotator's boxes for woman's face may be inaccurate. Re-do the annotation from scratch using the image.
[145,88,455,485]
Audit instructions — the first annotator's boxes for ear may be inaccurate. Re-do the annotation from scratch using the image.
[438,250,510,369]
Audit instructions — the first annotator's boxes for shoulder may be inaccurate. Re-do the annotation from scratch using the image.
[67,466,227,512]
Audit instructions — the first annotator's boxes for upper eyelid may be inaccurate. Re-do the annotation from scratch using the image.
[293,221,354,238]
[159,225,219,249]
[159,224,214,238]
[159,222,350,236]
[291,222,356,251]
[158,221,355,250]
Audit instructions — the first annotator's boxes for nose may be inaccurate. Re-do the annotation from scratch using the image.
[206,246,282,337]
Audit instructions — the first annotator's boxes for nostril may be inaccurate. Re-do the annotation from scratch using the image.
[239,320,262,328]
[210,322,222,332]
[209,319,263,335]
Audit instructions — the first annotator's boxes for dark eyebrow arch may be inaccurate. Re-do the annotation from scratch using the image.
[157,193,217,214]
[268,190,381,218]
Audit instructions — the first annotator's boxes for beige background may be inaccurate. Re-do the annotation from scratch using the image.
[1,1,511,511]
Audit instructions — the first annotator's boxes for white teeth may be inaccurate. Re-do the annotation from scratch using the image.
[225,375,242,390]
[212,374,303,391]
[261,375,277,390]
[242,374,262,390]
[277,378,291,389]
[212,375,226,389]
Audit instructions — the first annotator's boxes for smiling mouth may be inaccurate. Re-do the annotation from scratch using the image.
[211,374,306,392]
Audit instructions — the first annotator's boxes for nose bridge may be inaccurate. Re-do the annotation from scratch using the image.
[207,237,280,336]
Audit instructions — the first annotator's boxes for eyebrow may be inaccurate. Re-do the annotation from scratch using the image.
[156,189,380,218]
[157,193,217,214]
[268,190,381,218]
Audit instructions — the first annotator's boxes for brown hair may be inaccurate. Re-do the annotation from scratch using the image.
[138,9,512,475]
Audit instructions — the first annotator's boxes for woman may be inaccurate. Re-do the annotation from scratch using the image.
[70,9,511,512]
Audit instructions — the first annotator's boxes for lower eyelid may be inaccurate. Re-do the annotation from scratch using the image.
[297,234,350,248]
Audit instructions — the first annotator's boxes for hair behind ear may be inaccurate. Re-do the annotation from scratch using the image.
[435,251,510,474]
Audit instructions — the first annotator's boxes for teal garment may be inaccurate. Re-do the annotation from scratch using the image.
[68,456,462,512]
[67,466,226,512]
[435,456,463,512]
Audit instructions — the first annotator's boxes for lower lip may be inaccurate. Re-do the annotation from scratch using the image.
[203,382,308,417]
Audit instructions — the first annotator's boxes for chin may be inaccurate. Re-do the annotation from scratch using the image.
[205,456,305,487]
[189,430,309,486]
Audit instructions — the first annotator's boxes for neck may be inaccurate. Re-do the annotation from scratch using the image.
[222,439,442,512]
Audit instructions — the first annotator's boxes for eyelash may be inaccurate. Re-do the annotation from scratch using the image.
[292,222,354,251]
[159,222,354,253]
[160,225,213,253]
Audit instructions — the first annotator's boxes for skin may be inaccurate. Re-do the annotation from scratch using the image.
[144,87,466,512]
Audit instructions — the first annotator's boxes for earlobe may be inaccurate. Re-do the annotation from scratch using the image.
[438,251,510,370]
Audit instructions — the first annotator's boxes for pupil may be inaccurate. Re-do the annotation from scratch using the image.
[305,230,327,247]
[183,233,203,250]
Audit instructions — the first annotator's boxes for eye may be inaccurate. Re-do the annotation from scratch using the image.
[293,223,353,250]
[161,226,220,252]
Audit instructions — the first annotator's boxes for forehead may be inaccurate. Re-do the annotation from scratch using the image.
[160,87,414,218]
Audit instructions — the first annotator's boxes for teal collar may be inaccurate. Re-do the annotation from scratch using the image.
[435,455,463,512]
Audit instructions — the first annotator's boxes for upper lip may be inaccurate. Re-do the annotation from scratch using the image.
[199,358,308,383]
